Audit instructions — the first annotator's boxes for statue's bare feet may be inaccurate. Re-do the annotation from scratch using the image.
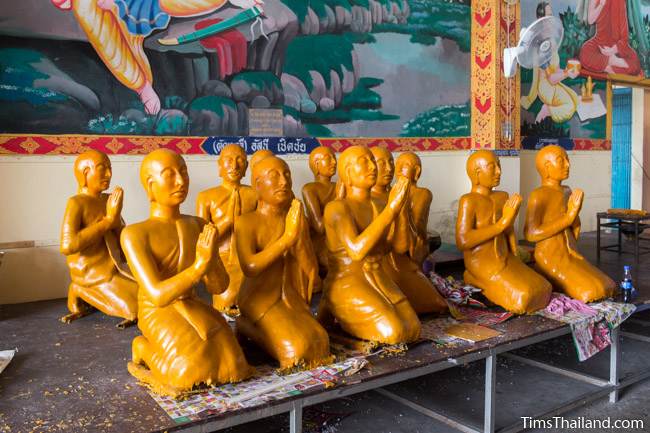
[60,310,93,323]
[116,318,137,329]
[137,82,161,115]
[97,0,115,11]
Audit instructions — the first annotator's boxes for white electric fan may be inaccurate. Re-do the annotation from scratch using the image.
[503,16,564,77]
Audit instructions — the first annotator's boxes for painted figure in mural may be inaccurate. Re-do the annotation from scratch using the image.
[524,145,616,302]
[60,150,138,326]
[576,0,641,75]
[302,146,337,276]
[121,149,252,396]
[384,152,447,315]
[318,145,420,344]
[50,0,263,115]
[196,144,257,315]
[369,146,395,202]
[521,2,580,124]
[235,156,331,369]
[456,150,551,314]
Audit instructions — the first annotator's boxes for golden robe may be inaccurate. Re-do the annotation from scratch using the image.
[61,194,138,321]
[236,213,330,369]
[122,216,251,390]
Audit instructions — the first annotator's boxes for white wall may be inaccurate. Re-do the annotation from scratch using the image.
[0,150,600,304]
[519,150,612,235]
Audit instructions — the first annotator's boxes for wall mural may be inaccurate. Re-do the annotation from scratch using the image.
[520,0,650,150]
[0,0,471,147]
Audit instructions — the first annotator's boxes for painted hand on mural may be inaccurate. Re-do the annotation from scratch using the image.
[97,0,115,10]
[598,44,617,57]
[51,0,72,10]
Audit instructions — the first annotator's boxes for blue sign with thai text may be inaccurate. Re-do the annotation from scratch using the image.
[202,137,321,155]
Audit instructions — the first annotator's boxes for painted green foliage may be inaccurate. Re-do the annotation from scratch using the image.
[284,34,359,92]
[374,0,471,52]
[628,0,650,74]
[0,49,68,106]
[401,103,470,137]
[231,71,282,94]
[281,0,471,137]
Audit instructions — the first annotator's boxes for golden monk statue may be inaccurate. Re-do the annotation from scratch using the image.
[235,156,331,369]
[121,149,252,396]
[456,150,551,314]
[196,144,257,314]
[60,150,138,327]
[395,152,433,266]
[302,146,337,274]
[383,152,447,314]
[250,149,274,169]
[319,145,420,344]
[369,146,394,202]
[524,145,615,302]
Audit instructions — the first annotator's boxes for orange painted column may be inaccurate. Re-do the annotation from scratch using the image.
[471,0,520,150]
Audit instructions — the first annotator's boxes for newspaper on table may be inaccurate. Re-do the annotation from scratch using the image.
[0,349,16,375]
[536,294,636,361]
[150,356,367,423]
[420,317,467,346]
[448,303,513,327]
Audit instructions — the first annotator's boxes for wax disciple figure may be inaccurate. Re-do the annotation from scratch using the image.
[60,150,138,327]
[577,0,641,75]
[235,156,331,369]
[302,146,337,275]
[250,149,274,169]
[121,149,252,396]
[370,146,395,202]
[196,144,257,314]
[318,145,420,344]
[524,145,615,303]
[50,0,263,115]
[456,151,551,314]
[521,2,580,123]
[383,152,447,315]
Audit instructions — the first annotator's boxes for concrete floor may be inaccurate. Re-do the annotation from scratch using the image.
[222,233,650,433]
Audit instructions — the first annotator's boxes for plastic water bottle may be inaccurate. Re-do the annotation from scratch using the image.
[621,265,635,303]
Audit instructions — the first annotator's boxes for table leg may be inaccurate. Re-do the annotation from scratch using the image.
[618,219,622,254]
[635,221,640,266]
[609,327,621,403]
[290,401,303,433]
[484,355,496,433]
[597,216,601,262]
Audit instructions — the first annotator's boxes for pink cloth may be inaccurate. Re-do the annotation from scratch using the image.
[545,293,598,317]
